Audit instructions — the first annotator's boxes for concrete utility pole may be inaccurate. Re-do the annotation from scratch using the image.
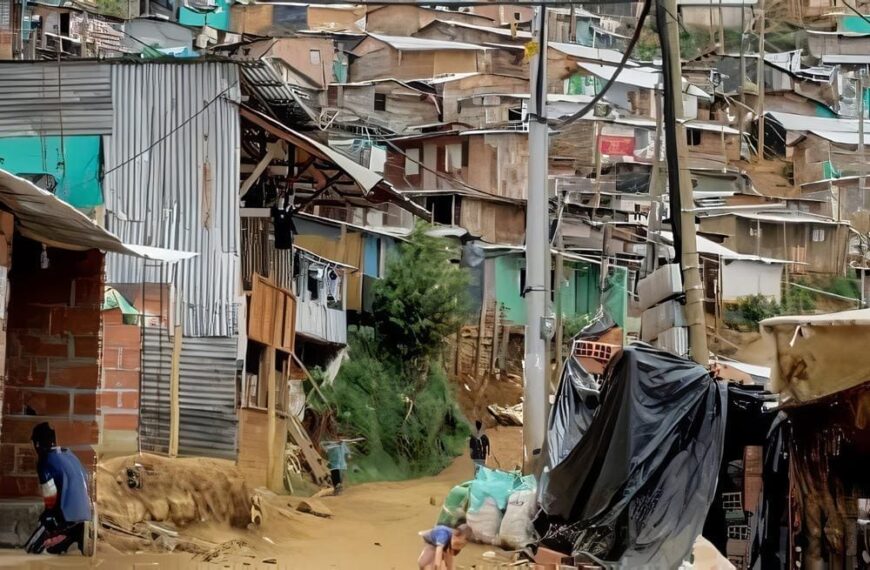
[523,6,550,475]
[658,0,710,364]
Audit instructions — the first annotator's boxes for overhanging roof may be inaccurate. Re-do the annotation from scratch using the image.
[0,170,197,262]
[239,105,429,218]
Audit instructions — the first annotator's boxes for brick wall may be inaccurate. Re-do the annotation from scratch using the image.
[0,237,103,498]
[100,307,140,455]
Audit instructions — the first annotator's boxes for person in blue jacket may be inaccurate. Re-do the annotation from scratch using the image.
[24,422,92,555]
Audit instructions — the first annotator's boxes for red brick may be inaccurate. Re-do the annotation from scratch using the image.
[117,391,139,410]
[49,307,100,336]
[103,369,139,390]
[48,361,99,389]
[73,335,100,359]
[102,308,125,326]
[73,278,103,307]
[2,387,70,416]
[13,445,37,474]
[71,449,96,473]
[102,347,120,369]
[103,324,140,349]
[119,348,140,371]
[17,309,51,332]
[0,475,39,498]
[0,445,14,473]
[6,358,49,387]
[73,393,97,416]
[103,413,138,431]
[18,335,69,358]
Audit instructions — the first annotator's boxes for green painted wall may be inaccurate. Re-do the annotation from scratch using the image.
[841,14,870,33]
[494,254,624,327]
[0,136,103,207]
[179,0,232,31]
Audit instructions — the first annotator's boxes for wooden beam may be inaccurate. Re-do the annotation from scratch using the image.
[240,144,282,199]
[168,324,182,458]
[264,346,278,490]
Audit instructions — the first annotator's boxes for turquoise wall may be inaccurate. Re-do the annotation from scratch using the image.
[494,254,619,326]
[841,14,870,33]
[0,136,103,207]
[179,0,233,32]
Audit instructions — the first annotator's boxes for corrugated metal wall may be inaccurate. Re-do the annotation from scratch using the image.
[103,62,242,337]
[0,62,113,136]
[140,327,240,459]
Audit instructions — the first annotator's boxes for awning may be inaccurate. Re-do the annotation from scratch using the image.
[0,169,198,262]
[761,308,870,404]
[239,105,429,219]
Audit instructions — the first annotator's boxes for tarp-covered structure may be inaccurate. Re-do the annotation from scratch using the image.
[538,345,727,568]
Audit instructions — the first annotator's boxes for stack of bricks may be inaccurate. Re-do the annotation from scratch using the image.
[0,236,103,498]
[100,307,141,455]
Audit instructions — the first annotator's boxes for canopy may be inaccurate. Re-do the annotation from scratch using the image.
[0,169,197,261]
[760,308,870,403]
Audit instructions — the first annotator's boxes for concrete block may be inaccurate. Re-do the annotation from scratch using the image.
[0,499,42,547]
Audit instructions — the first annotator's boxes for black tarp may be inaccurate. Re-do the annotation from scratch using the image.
[538,344,727,568]
[545,356,600,471]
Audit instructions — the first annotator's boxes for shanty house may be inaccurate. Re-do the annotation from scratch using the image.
[365,5,495,37]
[699,211,850,275]
[324,79,440,134]
[349,33,487,82]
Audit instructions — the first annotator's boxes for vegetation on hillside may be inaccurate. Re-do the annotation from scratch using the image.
[313,224,471,482]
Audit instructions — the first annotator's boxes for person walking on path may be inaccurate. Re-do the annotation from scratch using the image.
[469,420,490,476]
[322,439,351,495]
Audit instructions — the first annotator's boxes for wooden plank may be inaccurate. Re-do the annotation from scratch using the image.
[265,346,278,490]
[283,293,296,351]
[168,324,182,458]
[290,352,328,406]
[287,414,331,486]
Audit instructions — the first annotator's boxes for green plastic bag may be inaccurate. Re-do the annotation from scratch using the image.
[437,482,471,526]
[468,466,535,513]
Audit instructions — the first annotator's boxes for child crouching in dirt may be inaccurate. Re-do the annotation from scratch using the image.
[417,524,471,570]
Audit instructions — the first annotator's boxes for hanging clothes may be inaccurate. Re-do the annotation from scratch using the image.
[326,267,341,303]
[272,204,295,250]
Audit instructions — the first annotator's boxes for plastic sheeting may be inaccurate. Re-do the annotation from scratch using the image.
[544,356,600,470]
[539,344,727,568]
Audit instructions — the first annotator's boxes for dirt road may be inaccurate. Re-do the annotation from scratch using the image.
[0,426,523,569]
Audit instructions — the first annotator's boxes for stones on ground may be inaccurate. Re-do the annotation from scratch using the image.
[295,499,333,518]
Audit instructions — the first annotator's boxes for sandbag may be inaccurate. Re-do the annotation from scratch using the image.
[469,466,534,513]
[499,490,538,549]
[466,497,503,545]
[437,483,470,527]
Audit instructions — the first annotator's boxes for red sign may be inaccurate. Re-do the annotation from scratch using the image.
[598,134,635,156]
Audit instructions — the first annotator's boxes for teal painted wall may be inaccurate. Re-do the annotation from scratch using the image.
[841,14,870,33]
[179,0,232,32]
[0,136,103,207]
[494,254,622,326]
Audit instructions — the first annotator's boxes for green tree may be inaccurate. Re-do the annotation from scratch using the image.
[371,223,471,365]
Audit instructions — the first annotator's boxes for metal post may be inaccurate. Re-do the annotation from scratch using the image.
[659,0,710,364]
[523,6,549,475]
[859,71,866,210]
[756,0,766,160]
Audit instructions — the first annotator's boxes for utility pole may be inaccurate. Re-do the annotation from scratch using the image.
[658,0,709,364]
[756,0,766,160]
[859,70,866,210]
[644,89,666,276]
[738,3,747,155]
[523,6,549,475]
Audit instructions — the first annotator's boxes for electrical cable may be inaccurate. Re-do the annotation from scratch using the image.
[557,0,653,127]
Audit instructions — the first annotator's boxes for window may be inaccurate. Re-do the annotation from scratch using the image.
[519,269,526,296]
[445,143,462,172]
[461,140,469,167]
[404,147,420,176]
[309,49,321,65]
[686,129,702,146]
[428,195,454,224]
[749,225,761,238]
[812,228,825,242]
[374,93,386,111]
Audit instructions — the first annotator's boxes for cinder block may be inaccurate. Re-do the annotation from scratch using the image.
[0,499,43,547]
[48,361,99,389]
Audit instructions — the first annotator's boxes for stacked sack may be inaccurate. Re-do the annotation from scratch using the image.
[439,466,538,549]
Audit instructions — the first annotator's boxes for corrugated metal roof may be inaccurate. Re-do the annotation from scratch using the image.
[365,33,489,51]
[103,62,242,338]
[0,61,112,136]
[140,327,240,459]
[549,42,630,65]
[767,110,859,132]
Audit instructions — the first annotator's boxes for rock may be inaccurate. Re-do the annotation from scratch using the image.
[429,496,438,506]
[295,499,333,518]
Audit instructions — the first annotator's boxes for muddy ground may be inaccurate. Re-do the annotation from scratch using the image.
[0,426,524,569]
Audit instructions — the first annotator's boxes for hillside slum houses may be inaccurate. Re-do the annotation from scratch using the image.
[0,0,869,558]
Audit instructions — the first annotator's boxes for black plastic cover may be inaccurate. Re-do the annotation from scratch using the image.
[539,344,727,568]
[545,356,600,471]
